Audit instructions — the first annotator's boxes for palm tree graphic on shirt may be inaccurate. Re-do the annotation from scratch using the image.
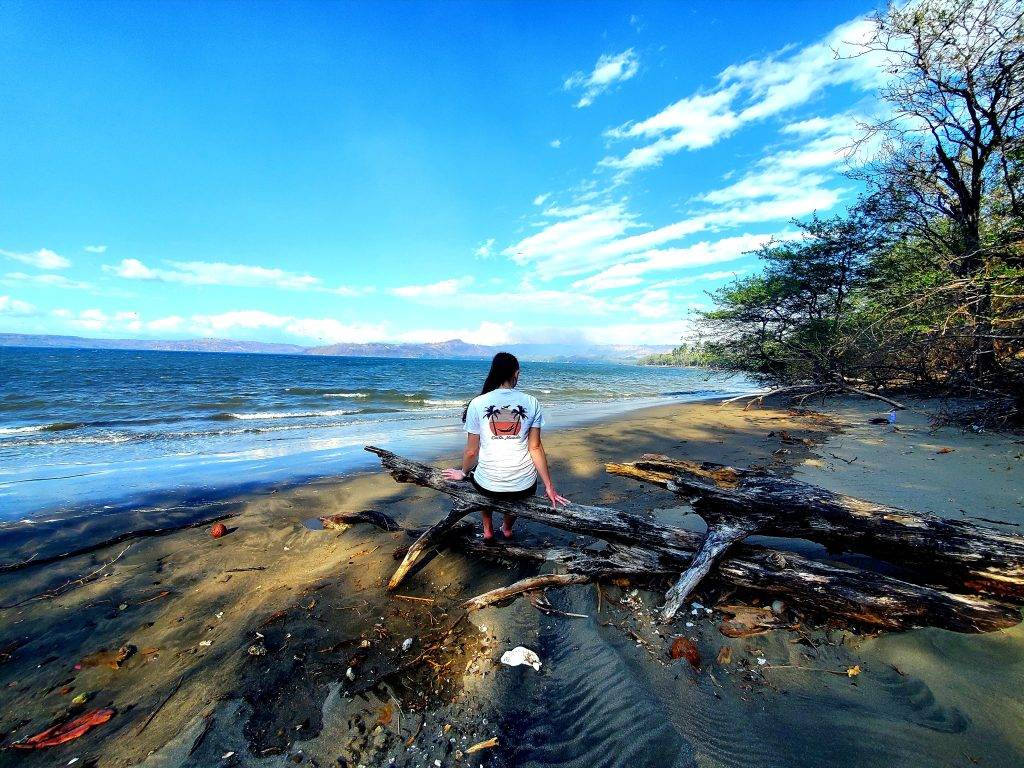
[485,403,527,437]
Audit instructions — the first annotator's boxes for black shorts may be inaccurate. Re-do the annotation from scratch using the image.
[469,473,538,502]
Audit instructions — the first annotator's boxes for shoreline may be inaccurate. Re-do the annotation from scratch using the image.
[0,388,749,530]
[1,396,1021,767]
[2,347,752,524]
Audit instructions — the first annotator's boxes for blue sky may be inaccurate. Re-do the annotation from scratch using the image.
[0,0,887,347]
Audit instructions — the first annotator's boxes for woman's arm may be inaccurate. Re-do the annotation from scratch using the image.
[443,433,479,481]
[528,427,570,510]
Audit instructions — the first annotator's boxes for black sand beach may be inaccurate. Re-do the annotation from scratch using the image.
[1,397,1022,768]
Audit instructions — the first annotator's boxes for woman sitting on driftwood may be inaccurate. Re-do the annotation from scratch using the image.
[443,352,570,543]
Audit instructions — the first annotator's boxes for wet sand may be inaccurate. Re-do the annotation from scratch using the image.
[0,397,1021,767]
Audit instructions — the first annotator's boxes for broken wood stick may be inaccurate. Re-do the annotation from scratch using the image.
[659,521,751,623]
[462,574,591,612]
[387,501,479,590]
[608,454,1024,598]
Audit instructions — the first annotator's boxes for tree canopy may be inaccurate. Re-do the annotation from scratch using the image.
[696,0,1023,423]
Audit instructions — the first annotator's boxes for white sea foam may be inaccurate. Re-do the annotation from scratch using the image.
[423,399,464,407]
[0,425,46,437]
[15,433,136,447]
[323,392,369,398]
[228,409,356,420]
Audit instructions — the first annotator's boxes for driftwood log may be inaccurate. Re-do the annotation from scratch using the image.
[607,454,1024,612]
[362,446,1021,633]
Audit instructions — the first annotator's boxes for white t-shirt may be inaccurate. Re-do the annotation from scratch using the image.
[464,388,545,492]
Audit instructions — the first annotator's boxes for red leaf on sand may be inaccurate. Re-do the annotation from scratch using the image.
[11,707,115,749]
[669,637,700,668]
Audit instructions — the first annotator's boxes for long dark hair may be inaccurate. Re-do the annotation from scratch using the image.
[462,352,519,422]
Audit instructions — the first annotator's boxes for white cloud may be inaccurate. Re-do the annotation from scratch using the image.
[694,112,862,208]
[393,321,515,346]
[0,295,36,315]
[279,317,387,344]
[66,308,111,332]
[46,306,385,344]
[474,238,496,258]
[189,309,287,333]
[602,17,883,173]
[647,269,747,291]
[603,89,742,171]
[147,315,184,333]
[505,202,639,280]
[578,319,697,346]
[113,311,142,332]
[571,231,782,293]
[180,310,387,344]
[564,48,640,108]
[549,139,562,149]
[532,193,550,206]
[390,277,473,298]
[514,104,861,289]
[103,258,357,293]
[84,244,108,254]
[1,248,71,270]
[507,180,830,285]
[627,288,674,319]
[106,258,156,280]
[2,272,93,290]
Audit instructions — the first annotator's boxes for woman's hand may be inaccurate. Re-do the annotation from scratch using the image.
[442,468,466,482]
[545,484,570,511]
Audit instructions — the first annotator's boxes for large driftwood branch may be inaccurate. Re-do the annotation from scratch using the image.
[328,506,1021,634]
[362,447,1021,633]
[720,384,908,411]
[608,455,1024,598]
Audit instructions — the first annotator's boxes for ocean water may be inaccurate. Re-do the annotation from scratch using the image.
[0,347,751,520]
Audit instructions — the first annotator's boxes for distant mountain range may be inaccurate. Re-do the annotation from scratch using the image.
[0,333,675,363]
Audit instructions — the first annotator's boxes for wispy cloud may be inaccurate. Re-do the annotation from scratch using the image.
[505,202,640,280]
[604,89,742,169]
[84,244,108,254]
[578,319,695,346]
[474,239,496,258]
[103,258,362,295]
[188,311,386,344]
[1,248,71,270]
[0,295,37,316]
[564,48,640,108]
[2,272,94,291]
[390,277,473,298]
[50,306,388,344]
[510,103,860,289]
[570,232,781,293]
[104,258,321,290]
[50,307,139,332]
[506,178,826,285]
[549,139,562,149]
[393,321,514,346]
[647,269,748,291]
[601,18,882,174]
